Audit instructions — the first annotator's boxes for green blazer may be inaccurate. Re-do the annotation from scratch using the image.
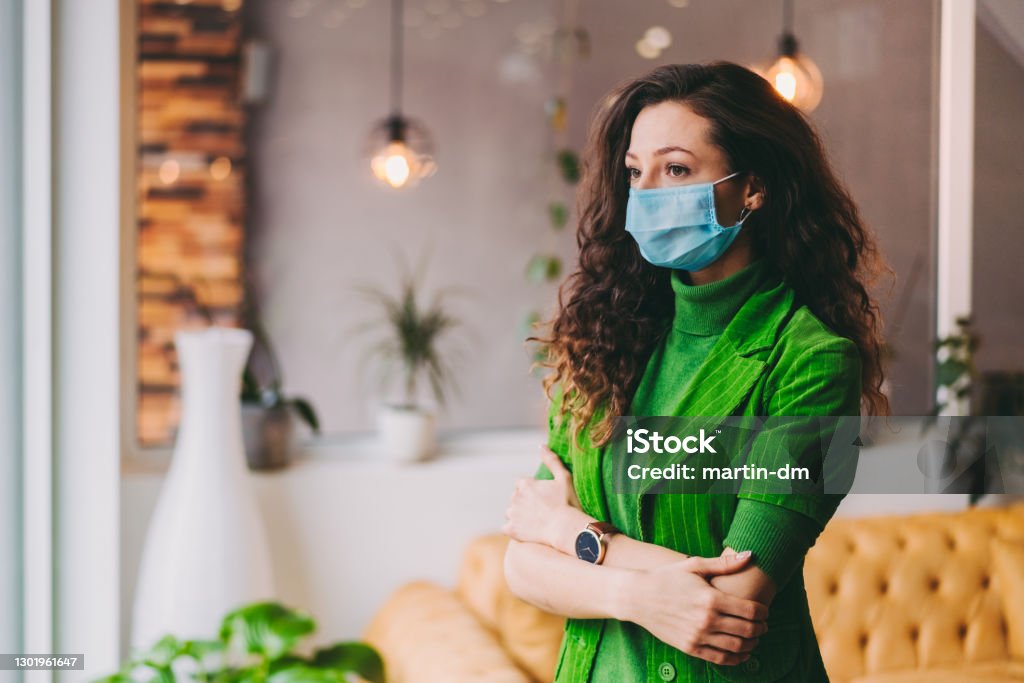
[537,273,862,682]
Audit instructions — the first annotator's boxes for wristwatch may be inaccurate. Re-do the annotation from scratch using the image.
[575,521,619,565]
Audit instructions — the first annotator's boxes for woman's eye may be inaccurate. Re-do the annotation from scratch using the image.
[668,164,690,177]
[626,167,640,181]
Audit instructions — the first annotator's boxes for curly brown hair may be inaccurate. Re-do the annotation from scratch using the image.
[530,61,892,448]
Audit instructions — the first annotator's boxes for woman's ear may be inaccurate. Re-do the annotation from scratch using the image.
[745,176,767,211]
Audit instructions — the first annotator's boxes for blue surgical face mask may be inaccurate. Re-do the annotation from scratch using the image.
[625,171,752,272]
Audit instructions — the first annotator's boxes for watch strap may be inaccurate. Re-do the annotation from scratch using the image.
[587,521,619,537]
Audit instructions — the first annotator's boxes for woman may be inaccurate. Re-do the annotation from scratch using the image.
[502,62,890,683]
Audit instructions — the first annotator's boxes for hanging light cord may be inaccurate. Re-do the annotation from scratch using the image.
[390,0,403,117]
[779,0,798,56]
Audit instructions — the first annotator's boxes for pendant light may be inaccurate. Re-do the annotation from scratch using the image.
[364,0,436,189]
[759,0,823,112]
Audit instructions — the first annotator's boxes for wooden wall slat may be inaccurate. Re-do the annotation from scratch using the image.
[135,0,247,446]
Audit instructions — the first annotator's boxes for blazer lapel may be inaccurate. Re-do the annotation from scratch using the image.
[571,405,613,523]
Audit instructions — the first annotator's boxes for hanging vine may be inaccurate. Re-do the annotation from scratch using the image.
[522,0,588,366]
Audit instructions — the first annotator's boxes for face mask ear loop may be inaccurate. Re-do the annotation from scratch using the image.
[736,206,752,225]
[712,170,743,186]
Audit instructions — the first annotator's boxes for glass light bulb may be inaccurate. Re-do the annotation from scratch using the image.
[774,67,798,101]
[371,142,413,189]
[763,53,824,112]
[364,116,437,189]
[383,155,410,187]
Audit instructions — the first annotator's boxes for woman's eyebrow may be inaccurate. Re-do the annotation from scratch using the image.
[625,146,695,159]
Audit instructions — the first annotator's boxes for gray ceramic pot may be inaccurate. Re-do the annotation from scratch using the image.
[241,402,295,471]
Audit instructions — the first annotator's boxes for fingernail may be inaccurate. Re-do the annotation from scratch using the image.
[736,550,752,558]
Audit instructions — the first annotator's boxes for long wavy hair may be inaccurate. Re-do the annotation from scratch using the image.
[530,61,892,448]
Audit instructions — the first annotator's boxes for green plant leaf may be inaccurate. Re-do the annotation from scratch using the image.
[266,654,310,676]
[936,358,969,387]
[136,634,181,669]
[219,602,316,662]
[556,149,580,184]
[208,664,259,683]
[526,255,562,284]
[354,267,463,406]
[124,663,174,683]
[548,201,568,230]
[548,258,562,281]
[288,397,321,434]
[241,368,263,403]
[177,639,224,680]
[265,667,346,683]
[348,252,467,407]
[519,310,541,341]
[90,674,139,683]
[311,643,386,683]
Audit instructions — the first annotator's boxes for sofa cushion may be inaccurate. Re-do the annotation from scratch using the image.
[847,659,1024,682]
[495,578,565,683]
[990,535,1024,659]
[806,501,1024,681]
[363,581,531,683]
[458,534,565,682]
[457,534,509,630]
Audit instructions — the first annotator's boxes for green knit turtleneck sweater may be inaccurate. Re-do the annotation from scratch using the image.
[632,257,775,410]
[593,258,824,682]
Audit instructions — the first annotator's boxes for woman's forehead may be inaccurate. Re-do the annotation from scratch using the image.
[627,101,715,159]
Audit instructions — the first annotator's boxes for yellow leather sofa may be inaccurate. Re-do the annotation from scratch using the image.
[364,501,1024,682]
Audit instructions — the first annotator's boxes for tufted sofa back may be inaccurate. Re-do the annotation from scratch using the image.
[804,501,1024,682]
[440,502,1024,683]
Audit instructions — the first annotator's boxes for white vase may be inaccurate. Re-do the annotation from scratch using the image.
[131,327,275,650]
[377,404,437,462]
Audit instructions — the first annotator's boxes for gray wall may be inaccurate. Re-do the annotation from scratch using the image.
[974,15,1024,376]
[244,0,948,434]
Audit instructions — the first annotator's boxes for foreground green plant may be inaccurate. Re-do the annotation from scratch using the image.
[96,602,384,683]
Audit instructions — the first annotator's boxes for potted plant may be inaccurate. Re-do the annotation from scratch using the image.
[353,256,463,463]
[95,600,384,682]
[921,315,988,503]
[239,298,321,470]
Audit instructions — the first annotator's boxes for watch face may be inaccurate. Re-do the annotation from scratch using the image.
[575,530,601,563]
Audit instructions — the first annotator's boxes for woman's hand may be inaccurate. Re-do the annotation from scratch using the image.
[624,552,770,666]
[502,446,584,549]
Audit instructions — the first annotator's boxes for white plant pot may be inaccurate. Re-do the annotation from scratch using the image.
[131,327,275,650]
[377,404,437,462]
